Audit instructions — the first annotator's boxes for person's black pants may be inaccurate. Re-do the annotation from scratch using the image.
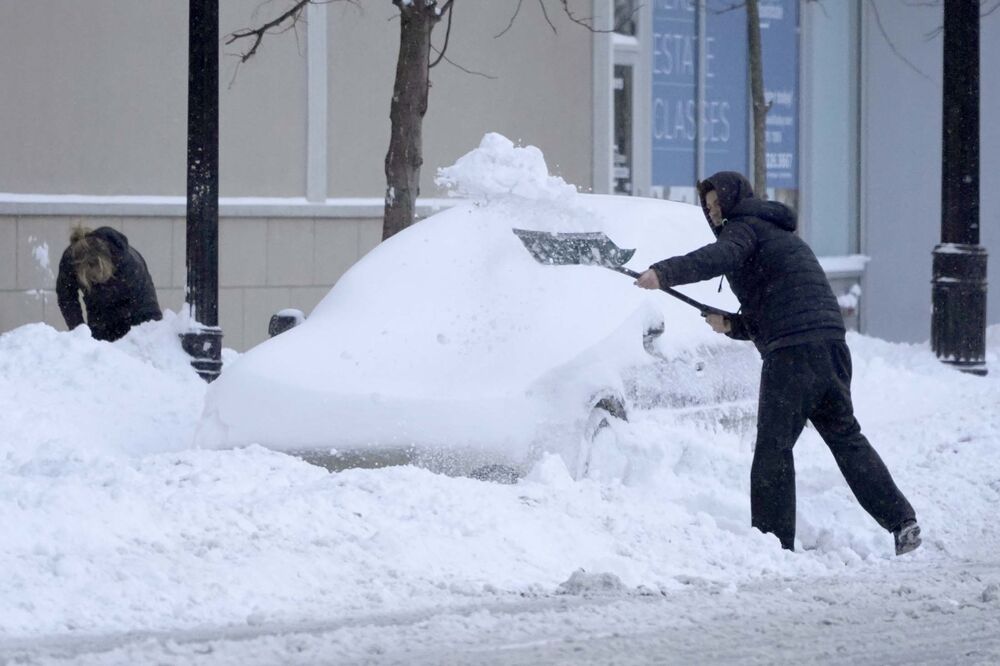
[751,339,916,550]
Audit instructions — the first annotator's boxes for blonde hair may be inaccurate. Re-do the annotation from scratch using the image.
[68,226,115,291]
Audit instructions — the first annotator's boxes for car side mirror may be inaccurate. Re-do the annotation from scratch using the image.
[268,308,306,338]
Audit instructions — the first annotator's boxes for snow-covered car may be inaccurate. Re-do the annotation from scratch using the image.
[195,136,744,480]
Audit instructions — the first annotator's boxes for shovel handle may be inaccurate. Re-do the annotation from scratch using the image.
[613,266,732,318]
[615,267,642,279]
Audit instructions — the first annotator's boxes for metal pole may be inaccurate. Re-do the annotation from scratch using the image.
[932,0,986,375]
[181,0,224,382]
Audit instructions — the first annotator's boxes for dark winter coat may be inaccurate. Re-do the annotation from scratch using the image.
[650,171,844,355]
[56,227,162,342]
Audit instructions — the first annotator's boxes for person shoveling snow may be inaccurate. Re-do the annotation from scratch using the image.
[635,171,922,556]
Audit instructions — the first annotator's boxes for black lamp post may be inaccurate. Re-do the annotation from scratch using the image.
[181,0,224,381]
[932,0,987,375]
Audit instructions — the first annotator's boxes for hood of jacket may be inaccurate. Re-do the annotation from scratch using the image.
[89,226,131,260]
[730,198,797,232]
[698,171,796,234]
[698,171,753,218]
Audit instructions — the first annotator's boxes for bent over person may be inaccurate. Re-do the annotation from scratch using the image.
[57,226,162,342]
[635,171,921,555]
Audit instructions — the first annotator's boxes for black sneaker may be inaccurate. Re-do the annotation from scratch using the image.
[894,520,922,556]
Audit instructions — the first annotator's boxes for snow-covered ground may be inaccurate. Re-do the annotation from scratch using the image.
[4,316,1000,664]
[3,136,1000,663]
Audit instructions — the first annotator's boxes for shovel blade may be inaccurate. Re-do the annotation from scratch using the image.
[512,228,636,269]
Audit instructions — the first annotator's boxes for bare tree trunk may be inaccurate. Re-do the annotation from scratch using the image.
[383,2,438,241]
[746,0,768,198]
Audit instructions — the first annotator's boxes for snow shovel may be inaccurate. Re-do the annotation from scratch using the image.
[511,228,731,317]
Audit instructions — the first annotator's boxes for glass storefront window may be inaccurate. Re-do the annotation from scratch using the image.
[614,65,635,194]
[802,0,859,256]
[615,0,638,36]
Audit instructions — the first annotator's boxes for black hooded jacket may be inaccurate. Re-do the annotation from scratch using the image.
[56,227,162,342]
[650,171,844,355]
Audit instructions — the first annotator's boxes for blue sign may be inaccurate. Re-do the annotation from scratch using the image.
[651,0,798,195]
[651,0,698,192]
[651,0,749,197]
[760,0,799,188]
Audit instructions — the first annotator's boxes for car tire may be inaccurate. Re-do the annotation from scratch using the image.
[577,395,629,481]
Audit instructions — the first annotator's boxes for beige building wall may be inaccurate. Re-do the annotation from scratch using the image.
[0,1,597,351]
[1,214,382,351]
[326,1,594,198]
[0,0,307,197]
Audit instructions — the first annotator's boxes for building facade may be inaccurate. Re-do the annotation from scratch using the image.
[1,1,997,350]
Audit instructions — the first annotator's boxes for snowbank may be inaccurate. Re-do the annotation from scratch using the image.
[4,316,1000,640]
[0,312,205,463]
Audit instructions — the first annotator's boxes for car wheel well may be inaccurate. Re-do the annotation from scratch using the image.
[592,394,627,422]
[576,393,630,480]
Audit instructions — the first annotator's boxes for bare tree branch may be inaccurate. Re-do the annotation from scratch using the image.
[425,2,494,77]
[805,0,830,19]
[712,1,746,14]
[429,1,454,68]
[905,0,998,40]
[495,0,525,38]
[496,0,635,38]
[868,0,931,80]
[226,0,310,63]
[558,0,636,32]
[537,0,557,33]
[555,0,593,29]
[430,50,498,78]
